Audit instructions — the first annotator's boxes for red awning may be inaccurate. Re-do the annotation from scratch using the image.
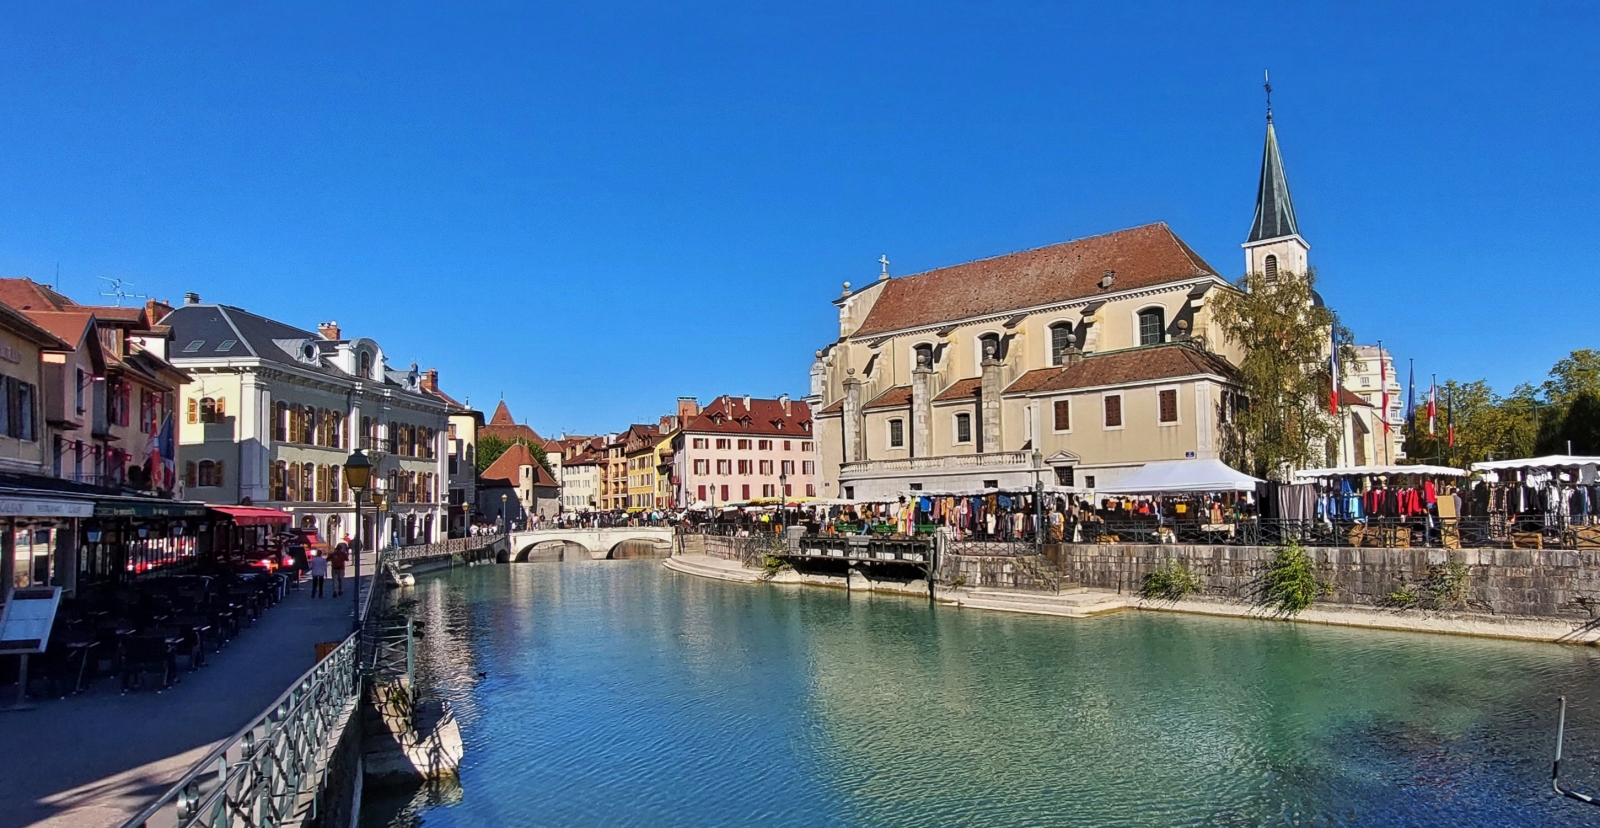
[209,506,293,527]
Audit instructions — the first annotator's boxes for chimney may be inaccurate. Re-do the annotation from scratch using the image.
[677,396,699,420]
[145,298,174,326]
[184,292,201,305]
[420,368,439,392]
[779,393,791,417]
[1099,270,1115,289]
[743,394,751,411]
[318,321,341,341]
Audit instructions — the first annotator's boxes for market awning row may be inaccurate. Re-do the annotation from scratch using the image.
[1293,464,1469,480]
[1096,459,1264,495]
[1471,455,1600,473]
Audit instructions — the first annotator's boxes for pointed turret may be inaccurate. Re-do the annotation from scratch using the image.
[1247,121,1299,243]
[1241,112,1310,278]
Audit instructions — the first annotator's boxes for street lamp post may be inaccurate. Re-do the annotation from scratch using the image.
[779,469,789,536]
[343,449,372,633]
[500,493,508,534]
[1031,449,1045,554]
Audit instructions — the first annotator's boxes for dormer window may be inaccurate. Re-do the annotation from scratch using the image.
[1138,309,1165,346]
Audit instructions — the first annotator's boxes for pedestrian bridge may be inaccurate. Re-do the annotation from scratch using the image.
[508,527,675,561]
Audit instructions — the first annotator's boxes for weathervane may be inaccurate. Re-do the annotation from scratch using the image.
[98,276,147,307]
[1264,69,1273,123]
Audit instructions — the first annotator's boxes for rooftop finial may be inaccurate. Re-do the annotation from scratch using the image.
[878,254,890,280]
[1264,69,1273,123]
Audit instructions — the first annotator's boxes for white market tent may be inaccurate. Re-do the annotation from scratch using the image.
[1293,464,1469,480]
[1096,459,1264,495]
[1471,455,1600,473]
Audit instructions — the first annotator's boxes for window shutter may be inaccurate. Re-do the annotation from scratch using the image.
[216,460,225,487]
[216,397,226,416]
[187,398,198,424]
[1053,400,1071,431]
[184,462,196,487]
[1159,389,1178,423]
[1104,395,1122,428]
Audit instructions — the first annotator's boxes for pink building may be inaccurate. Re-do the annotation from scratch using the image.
[672,394,817,507]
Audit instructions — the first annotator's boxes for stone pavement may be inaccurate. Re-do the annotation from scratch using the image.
[0,556,374,828]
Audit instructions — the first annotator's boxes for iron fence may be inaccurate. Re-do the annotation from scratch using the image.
[121,633,361,828]
[383,533,501,565]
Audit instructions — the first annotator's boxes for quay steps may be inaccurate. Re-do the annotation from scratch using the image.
[949,586,1131,619]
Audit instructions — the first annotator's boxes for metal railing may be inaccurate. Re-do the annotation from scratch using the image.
[122,633,361,828]
[383,533,501,565]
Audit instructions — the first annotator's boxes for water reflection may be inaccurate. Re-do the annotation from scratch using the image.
[367,561,1600,828]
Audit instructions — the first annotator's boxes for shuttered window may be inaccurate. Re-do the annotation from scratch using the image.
[1053,400,1071,431]
[1159,389,1179,424]
[1103,395,1122,428]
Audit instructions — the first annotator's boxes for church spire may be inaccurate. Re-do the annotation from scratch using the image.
[1247,118,1298,243]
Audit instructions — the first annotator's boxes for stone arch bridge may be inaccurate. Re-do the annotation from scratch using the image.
[508,527,675,561]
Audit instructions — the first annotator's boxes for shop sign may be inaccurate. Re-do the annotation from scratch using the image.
[0,498,94,518]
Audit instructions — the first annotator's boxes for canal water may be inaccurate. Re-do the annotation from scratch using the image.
[365,560,1600,827]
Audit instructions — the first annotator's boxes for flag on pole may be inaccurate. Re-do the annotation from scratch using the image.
[1378,347,1391,435]
[1427,377,1438,437]
[157,413,175,490]
[1447,387,1456,448]
[1329,328,1340,415]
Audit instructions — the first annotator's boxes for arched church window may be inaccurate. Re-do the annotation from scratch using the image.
[1050,323,1076,366]
[1138,309,1165,346]
[1264,254,1279,282]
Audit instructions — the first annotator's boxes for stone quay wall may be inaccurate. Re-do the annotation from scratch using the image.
[1018,543,1600,620]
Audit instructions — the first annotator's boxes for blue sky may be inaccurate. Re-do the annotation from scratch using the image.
[0,2,1594,435]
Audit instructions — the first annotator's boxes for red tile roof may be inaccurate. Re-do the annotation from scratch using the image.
[1339,388,1375,407]
[818,398,844,415]
[480,400,543,444]
[852,223,1219,337]
[682,395,813,436]
[863,386,912,410]
[933,377,982,403]
[480,442,558,487]
[1005,344,1237,395]
[19,309,96,347]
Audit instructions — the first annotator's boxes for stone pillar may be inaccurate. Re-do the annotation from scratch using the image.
[911,354,933,457]
[842,370,863,464]
[980,342,1002,454]
[238,376,269,504]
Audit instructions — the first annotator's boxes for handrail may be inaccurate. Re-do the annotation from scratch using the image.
[123,563,380,828]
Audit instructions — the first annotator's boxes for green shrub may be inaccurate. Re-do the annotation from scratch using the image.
[1141,561,1201,602]
[1425,561,1472,608]
[1260,541,1327,616]
[760,555,791,578]
[1386,584,1420,609]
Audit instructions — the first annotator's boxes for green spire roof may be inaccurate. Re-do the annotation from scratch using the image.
[1247,121,1299,243]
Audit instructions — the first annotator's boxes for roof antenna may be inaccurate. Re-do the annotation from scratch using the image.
[1264,69,1273,123]
[98,276,147,307]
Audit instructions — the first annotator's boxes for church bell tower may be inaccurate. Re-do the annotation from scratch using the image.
[1242,75,1309,279]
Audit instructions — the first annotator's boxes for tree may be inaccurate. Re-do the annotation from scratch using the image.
[476,434,512,474]
[1209,267,1353,480]
[474,434,549,475]
[1403,379,1537,466]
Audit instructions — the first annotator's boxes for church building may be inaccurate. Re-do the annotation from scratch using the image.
[811,112,1312,500]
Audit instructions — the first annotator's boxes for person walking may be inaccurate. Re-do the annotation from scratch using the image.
[330,538,350,597]
[309,550,329,598]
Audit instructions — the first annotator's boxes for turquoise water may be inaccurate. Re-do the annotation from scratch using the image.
[366,561,1600,827]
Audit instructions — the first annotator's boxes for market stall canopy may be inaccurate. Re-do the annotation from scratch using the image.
[209,505,293,527]
[1471,455,1600,473]
[1097,459,1263,494]
[1293,464,1469,480]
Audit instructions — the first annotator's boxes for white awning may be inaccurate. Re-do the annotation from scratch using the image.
[1294,464,1469,480]
[1096,459,1264,494]
[1471,455,1600,472]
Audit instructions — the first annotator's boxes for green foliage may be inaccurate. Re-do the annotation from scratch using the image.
[1140,561,1201,602]
[1407,350,1600,466]
[1259,541,1328,616]
[947,573,968,589]
[1209,268,1354,480]
[1386,584,1420,609]
[475,434,550,475]
[476,434,513,473]
[760,555,791,578]
[1425,561,1472,608]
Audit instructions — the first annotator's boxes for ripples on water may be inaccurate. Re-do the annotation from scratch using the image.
[362,561,1600,828]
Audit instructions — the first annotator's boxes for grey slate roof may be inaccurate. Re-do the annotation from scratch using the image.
[1247,121,1299,243]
